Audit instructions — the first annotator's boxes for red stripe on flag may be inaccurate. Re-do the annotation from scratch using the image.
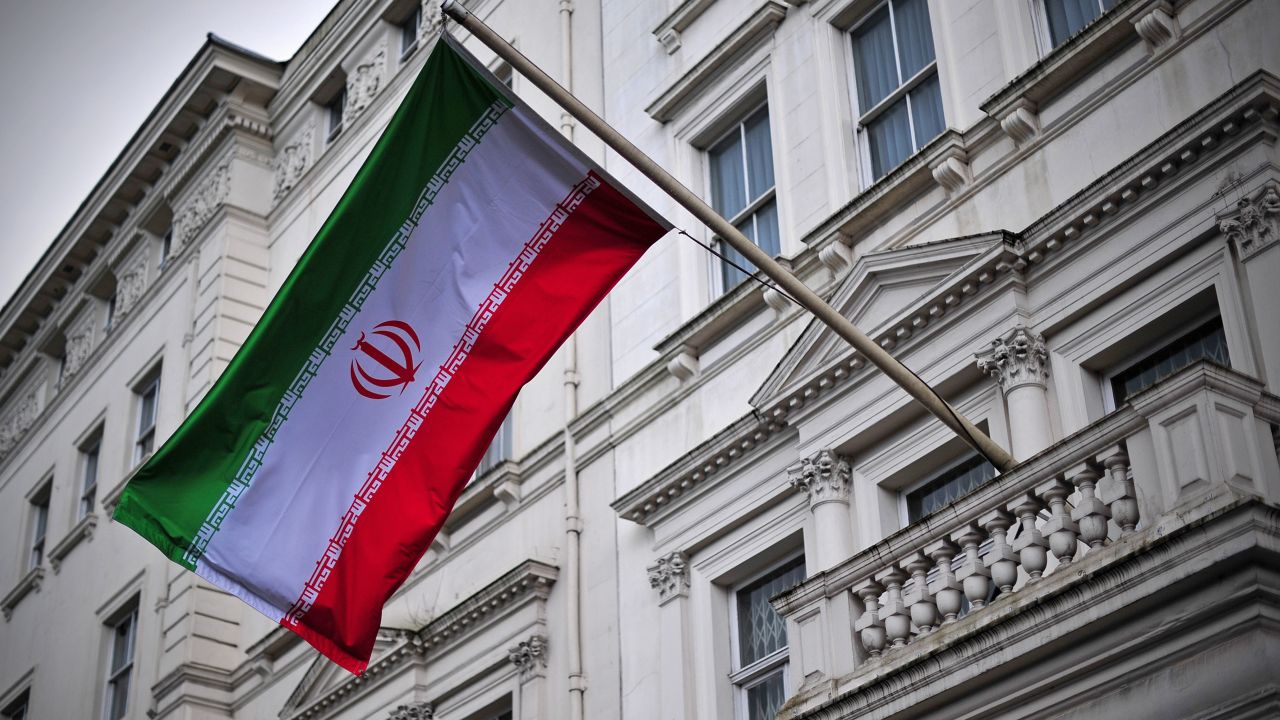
[284,174,664,673]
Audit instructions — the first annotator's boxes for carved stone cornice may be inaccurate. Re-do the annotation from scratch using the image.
[388,701,434,720]
[1219,180,1280,262]
[647,551,690,604]
[1,567,44,621]
[976,326,1049,392]
[507,634,547,680]
[788,449,852,507]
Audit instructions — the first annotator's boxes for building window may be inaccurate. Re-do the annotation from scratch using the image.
[105,292,117,333]
[326,88,347,143]
[850,0,945,180]
[905,453,996,523]
[104,606,138,720]
[134,371,160,465]
[80,433,102,519]
[1043,0,1116,48]
[27,484,50,570]
[1,689,29,720]
[1109,316,1229,406]
[160,227,173,267]
[476,412,514,477]
[400,6,421,60]
[709,104,779,293]
[731,555,805,720]
[494,61,514,90]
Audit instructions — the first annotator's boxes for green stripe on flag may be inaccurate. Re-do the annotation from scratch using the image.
[114,37,509,569]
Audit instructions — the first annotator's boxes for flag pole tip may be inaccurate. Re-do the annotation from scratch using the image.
[441,0,467,20]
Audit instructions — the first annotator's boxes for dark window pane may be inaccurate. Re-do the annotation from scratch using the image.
[737,556,805,666]
[893,0,935,79]
[754,200,781,258]
[851,6,898,109]
[710,131,747,219]
[1110,318,1230,404]
[866,97,912,179]
[743,108,775,200]
[720,216,757,291]
[907,455,997,522]
[1045,0,1104,47]
[746,670,787,720]
[908,72,945,149]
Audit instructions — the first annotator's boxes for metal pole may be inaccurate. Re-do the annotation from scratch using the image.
[439,1,1015,473]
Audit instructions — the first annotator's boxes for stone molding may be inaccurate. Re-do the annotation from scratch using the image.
[48,513,98,572]
[647,551,690,604]
[272,124,315,207]
[172,163,231,247]
[1,567,44,621]
[1218,180,1280,262]
[975,326,1049,392]
[788,449,852,507]
[507,634,548,679]
[0,385,42,462]
[344,47,388,128]
[388,701,434,720]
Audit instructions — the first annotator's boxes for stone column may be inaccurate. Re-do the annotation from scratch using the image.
[977,326,1054,461]
[788,450,854,571]
[647,552,695,720]
[508,635,548,720]
[1219,180,1280,389]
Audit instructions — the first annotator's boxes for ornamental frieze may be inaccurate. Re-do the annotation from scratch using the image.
[0,387,42,461]
[62,325,95,380]
[388,701,434,720]
[272,124,314,206]
[344,48,387,128]
[172,163,230,247]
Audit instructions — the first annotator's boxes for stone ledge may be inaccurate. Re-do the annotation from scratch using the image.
[1,566,45,621]
[48,512,98,573]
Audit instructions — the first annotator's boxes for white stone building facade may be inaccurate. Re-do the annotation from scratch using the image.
[2,0,1279,719]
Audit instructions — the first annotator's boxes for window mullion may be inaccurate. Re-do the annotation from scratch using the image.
[740,122,751,206]
[886,0,903,87]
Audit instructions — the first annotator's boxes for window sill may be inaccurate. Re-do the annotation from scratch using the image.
[979,0,1160,128]
[48,512,99,573]
[1,566,45,621]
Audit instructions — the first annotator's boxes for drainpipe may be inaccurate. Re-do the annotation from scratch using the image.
[557,3,584,720]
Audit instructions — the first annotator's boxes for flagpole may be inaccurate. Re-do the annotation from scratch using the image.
[439,2,1016,473]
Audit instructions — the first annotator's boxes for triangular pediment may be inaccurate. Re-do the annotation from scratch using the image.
[752,232,1015,408]
[279,628,401,719]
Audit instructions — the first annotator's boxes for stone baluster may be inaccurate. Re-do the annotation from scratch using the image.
[1008,493,1048,582]
[925,539,963,624]
[981,509,1019,593]
[950,523,991,610]
[1038,477,1079,567]
[853,580,886,658]
[903,552,939,636]
[1069,462,1111,549]
[1098,445,1139,536]
[875,565,911,648]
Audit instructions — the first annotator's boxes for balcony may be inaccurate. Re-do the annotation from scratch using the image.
[772,362,1280,719]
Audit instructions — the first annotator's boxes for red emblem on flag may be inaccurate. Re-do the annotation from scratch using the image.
[349,320,423,399]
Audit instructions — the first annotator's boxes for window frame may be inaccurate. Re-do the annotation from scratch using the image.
[103,604,139,720]
[703,100,780,297]
[0,688,29,720]
[133,369,161,467]
[846,0,945,184]
[26,480,52,572]
[727,551,805,720]
[326,88,347,144]
[399,5,422,61]
[79,428,104,520]
[1034,0,1116,52]
[900,451,996,524]
[1101,310,1228,413]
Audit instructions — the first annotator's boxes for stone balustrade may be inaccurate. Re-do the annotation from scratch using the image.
[772,362,1280,717]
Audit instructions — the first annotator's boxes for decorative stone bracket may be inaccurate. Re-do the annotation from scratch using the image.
[508,634,548,679]
[1133,1,1180,54]
[1218,180,1280,262]
[647,551,690,604]
[930,147,972,195]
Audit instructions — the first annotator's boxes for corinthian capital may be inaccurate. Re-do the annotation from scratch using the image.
[976,326,1049,391]
[647,551,689,604]
[788,449,851,507]
[1218,180,1280,261]
[507,634,547,679]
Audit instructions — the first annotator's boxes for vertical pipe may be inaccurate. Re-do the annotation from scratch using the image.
[557,4,585,720]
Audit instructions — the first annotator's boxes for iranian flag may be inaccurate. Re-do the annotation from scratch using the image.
[114,33,667,674]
